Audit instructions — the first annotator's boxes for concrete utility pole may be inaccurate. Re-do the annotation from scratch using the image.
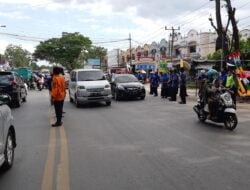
[129,33,132,66]
[165,26,180,63]
[117,49,120,67]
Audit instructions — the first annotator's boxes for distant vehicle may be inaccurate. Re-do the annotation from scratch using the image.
[110,67,128,74]
[69,69,112,107]
[0,101,16,170]
[110,74,146,100]
[12,68,32,83]
[0,71,27,107]
[64,72,70,89]
[40,69,50,76]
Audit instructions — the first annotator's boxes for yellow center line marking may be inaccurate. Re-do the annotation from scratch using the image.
[42,107,70,190]
[57,126,70,190]
[42,114,57,190]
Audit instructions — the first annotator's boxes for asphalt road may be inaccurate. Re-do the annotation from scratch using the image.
[0,90,250,190]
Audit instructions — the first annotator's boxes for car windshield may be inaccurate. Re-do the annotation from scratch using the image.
[115,75,138,83]
[78,71,105,81]
[0,73,13,84]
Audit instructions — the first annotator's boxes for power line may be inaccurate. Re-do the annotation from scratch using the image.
[93,39,129,44]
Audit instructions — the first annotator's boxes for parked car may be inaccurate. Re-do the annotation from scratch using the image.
[0,71,27,107]
[110,74,146,100]
[69,69,112,107]
[0,100,16,170]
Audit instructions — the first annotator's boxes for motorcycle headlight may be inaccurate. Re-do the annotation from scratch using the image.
[224,93,231,101]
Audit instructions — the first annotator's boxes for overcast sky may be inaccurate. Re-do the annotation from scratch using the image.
[0,0,249,57]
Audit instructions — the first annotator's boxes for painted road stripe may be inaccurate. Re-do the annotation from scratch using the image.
[57,126,70,190]
[41,118,57,190]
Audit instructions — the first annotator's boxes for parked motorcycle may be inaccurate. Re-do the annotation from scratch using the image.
[193,89,238,131]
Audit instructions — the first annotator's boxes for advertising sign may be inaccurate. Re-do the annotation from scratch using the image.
[87,59,101,65]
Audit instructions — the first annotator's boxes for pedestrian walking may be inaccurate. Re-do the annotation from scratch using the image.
[169,69,179,101]
[51,67,66,127]
[179,68,187,104]
[151,72,160,96]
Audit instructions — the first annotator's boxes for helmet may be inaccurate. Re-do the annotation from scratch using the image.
[207,69,219,80]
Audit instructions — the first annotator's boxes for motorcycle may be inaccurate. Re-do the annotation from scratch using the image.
[37,81,44,91]
[193,89,238,131]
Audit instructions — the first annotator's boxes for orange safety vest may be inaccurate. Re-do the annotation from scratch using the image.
[51,75,66,101]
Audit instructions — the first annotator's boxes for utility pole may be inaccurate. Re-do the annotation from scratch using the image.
[117,49,120,67]
[129,33,132,66]
[165,26,180,63]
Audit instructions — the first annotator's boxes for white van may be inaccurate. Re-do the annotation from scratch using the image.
[69,69,112,107]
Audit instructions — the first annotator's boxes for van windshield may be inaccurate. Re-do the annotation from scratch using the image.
[78,71,105,81]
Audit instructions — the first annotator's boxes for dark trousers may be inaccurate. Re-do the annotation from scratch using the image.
[171,87,178,101]
[180,85,187,103]
[152,87,158,96]
[54,100,64,123]
[150,85,153,95]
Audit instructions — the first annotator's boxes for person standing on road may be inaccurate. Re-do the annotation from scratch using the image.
[151,72,160,96]
[161,72,169,98]
[51,67,66,127]
[179,68,187,104]
[149,71,154,95]
[169,69,179,101]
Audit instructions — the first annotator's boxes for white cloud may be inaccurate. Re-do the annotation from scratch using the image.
[0,11,31,20]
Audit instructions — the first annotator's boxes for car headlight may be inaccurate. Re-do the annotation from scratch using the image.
[117,84,124,90]
[77,86,85,90]
[140,85,145,89]
[105,84,110,88]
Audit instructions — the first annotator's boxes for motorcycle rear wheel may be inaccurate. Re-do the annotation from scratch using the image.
[224,113,238,131]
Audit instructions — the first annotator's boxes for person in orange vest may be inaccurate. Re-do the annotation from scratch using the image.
[51,67,66,127]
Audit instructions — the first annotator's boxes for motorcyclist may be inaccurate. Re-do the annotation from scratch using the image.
[204,69,220,119]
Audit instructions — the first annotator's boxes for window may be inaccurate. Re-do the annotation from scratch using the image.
[78,71,105,81]
[189,46,196,53]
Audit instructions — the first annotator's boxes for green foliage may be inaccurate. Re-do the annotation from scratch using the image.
[33,32,92,71]
[4,45,31,67]
[240,38,250,61]
[207,49,223,60]
[87,46,107,60]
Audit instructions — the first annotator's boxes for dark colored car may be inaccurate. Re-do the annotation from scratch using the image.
[0,71,27,107]
[110,74,146,100]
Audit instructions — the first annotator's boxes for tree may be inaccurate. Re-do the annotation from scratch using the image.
[239,38,250,68]
[209,0,239,69]
[87,46,107,63]
[207,49,223,60]
[4,45,31,67]
[33,32,92,71]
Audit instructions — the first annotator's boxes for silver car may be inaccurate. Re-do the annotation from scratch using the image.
[0,97,16,170]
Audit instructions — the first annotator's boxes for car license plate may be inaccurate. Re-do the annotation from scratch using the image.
[91,92,101,97]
